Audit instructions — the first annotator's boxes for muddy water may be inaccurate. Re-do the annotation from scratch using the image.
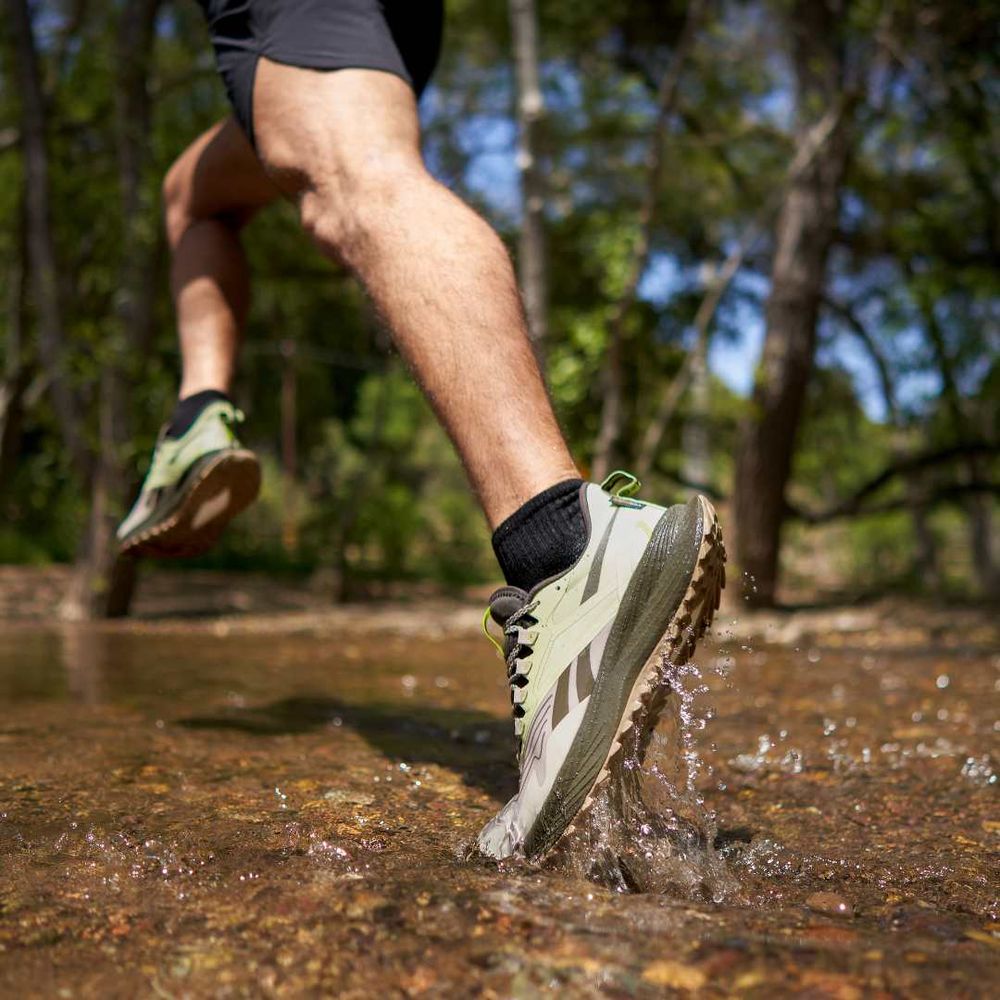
[1,606,997,997]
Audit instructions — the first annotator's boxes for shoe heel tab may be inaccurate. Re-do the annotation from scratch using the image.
[599,470,641,498]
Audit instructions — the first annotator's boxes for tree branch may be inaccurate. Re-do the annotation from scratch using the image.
[633,95,854,480]
[789,482,1000,523]
[821,293,899,425]
[786,442,1000,523]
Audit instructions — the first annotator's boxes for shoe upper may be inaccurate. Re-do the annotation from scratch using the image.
[117,401,244,540]
[479,476,678,857]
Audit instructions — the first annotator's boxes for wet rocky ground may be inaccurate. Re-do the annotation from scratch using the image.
[0,571,997,997]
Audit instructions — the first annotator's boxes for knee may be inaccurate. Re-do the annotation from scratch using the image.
[296,152,427,263]
[162,150,261,250]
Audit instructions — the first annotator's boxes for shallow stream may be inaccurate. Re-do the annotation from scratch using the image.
[1,600,997,996]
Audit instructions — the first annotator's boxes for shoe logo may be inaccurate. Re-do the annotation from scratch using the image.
[548,622,611,729]
[552,642,594,729]
[552,664,572,729]
[551,641,598,728]
[520,687,555,787]
[580,509,619,603]
[191,488,231,530]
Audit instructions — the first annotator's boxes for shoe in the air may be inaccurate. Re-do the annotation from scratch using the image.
[117,399,260,558]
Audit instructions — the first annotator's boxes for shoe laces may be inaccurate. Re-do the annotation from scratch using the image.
[482,592,539,739]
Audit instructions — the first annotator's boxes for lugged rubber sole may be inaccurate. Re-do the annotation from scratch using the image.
[522,495,726,859]
[119,450,261,559]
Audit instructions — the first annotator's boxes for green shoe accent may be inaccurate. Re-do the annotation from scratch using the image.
[599,470,642,498]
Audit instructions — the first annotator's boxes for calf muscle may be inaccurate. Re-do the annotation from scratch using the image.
[252,59,578,526]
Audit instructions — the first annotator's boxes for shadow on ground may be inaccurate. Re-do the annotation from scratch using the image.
[180,695,516,802]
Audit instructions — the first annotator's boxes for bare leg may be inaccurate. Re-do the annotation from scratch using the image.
[252,62,578,527]
[162,118,280,398]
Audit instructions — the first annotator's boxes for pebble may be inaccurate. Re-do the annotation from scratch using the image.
[805,891,853,917]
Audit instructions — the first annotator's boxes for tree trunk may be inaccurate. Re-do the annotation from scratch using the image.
[1,213,29,490]
[508,0,548,360]
[732,0,850,607]
[0,368,31,492]
[963,479,998,599]
[61,0,163,620]
[906,470,941,590]
[61,375,140,620]
[281,338,299,553]
[907,265,999,600]
[4,0,88,478]
[637,100,846,484]
[681,264,713,490]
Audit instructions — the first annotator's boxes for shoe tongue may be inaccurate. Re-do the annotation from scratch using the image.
[487,585,529,626]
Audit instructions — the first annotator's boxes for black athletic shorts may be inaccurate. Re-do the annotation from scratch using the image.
[197,0,444,145]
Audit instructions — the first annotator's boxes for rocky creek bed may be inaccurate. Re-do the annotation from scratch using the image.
[0,572,997,997]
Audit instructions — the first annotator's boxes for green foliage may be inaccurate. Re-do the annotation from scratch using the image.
[180,368,495,590]
[1,0,995,602]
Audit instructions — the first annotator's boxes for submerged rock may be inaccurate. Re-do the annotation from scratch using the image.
[805,891,853,917]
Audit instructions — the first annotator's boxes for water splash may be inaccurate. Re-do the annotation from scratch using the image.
[550,638,741,902]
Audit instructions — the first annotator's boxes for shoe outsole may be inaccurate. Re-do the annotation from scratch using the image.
[119,450,261,559]
[531,495,725,859]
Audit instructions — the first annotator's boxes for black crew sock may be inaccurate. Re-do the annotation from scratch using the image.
[166,389,232,439]
[492,478,588,592]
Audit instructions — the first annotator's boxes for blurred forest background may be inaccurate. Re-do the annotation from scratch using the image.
[0,0,996,619]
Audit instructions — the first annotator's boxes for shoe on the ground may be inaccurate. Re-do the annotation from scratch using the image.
[117,400,261,558]
[477,472,725,861]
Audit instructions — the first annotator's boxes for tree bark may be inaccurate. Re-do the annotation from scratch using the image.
[281,338,299,553]
[732,0,850,607]
[681,296,711,490]
[4,0,89,478]
[61,0,163,620]
[907,469,942,590]
[1,208,29,490]
[508,0,548,360]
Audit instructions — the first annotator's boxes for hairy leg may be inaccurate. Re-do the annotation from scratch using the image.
[163,118,280,397]
[252,61,578,527]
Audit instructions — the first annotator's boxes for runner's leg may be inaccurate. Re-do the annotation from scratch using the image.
[251,61,578,528]
[162,117,280,398]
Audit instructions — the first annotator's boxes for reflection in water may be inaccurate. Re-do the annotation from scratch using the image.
[0,611,997,996]
[59,626,107,706]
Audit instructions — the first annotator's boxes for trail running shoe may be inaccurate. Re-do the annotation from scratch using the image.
[117,400,260,558]
[477,472,725,861]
